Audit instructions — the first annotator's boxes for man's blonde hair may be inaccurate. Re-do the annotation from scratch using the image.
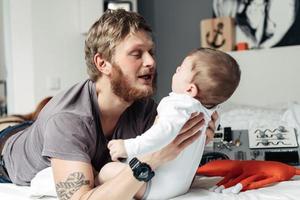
[84,9,152,81]
[188,48,241,104]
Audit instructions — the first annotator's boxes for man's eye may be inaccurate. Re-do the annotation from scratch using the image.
[131,51,142,58]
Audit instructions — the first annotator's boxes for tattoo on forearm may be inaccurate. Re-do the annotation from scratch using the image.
[55,172,90,200]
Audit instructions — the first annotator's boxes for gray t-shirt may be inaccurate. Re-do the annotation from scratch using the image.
[2,79,157,185]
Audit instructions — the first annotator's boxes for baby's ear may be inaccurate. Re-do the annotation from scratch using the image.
[186,83,198,98]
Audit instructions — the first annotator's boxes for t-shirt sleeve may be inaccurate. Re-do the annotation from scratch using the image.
[42,113,92,163]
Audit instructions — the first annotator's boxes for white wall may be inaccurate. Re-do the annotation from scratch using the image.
[0,0,5,80]
[4,0,35,113]
[5,0,299,112]
[228,45,300,107]
[4,0,100,114]
[31,0,88,104]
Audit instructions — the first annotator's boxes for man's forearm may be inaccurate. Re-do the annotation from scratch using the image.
[79,166,143,200]
[80,154,159,200]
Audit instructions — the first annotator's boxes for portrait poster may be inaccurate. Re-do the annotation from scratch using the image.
[213,0,300,49]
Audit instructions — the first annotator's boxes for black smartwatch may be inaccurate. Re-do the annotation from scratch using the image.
[129,157,155,182]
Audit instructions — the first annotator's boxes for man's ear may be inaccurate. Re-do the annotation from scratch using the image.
[186,83,199,98]
[94,53,112,75]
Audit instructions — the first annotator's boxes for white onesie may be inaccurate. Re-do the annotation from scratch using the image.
[124,92,215,200]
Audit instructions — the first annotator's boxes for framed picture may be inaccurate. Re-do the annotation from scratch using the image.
[213,0,300,49]
[105,1,133,12]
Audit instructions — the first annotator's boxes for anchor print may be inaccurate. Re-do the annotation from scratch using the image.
[206,22,226,49]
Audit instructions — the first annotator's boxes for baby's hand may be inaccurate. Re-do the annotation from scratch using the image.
[107,139,128,161]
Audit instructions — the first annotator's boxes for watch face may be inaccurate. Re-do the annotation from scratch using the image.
[134,164,154,181]
[139,166,151,179]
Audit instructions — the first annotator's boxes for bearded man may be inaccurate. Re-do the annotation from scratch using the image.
[0,9,217,200]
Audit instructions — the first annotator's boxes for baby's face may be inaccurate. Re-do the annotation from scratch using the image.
[171,56,196,94]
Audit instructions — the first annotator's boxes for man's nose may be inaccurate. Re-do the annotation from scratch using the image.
[143,52,155,68]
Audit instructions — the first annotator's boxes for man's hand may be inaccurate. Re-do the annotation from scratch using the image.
[144,113,205,169]
[205,111,219,144]
[108,139,128,161]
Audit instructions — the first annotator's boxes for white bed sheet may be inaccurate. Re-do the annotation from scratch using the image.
[1,176,300,200]
[172,176,300,200]
[0,183,55,200]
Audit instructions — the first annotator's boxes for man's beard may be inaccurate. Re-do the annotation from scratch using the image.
[110,63,157,102]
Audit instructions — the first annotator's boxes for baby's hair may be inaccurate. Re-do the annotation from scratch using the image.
[188,48,241,104]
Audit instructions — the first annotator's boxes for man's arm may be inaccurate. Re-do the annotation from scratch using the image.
[51,113,207,200]
[51,159,146,200]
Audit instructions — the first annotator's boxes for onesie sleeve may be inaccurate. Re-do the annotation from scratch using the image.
[124,96,194,157]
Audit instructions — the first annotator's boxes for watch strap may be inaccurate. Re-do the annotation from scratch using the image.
[129,157,140,170]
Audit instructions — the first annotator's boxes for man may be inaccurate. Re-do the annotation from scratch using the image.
[0,9,217,200]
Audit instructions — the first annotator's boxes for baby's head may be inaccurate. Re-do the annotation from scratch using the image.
[172,48,241,109]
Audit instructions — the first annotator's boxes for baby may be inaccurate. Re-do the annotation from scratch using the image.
[99,48,241,199]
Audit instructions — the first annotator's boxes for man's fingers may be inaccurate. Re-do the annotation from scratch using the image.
[204,112,219,144]
[205,128,215,144]
[190,112,199,118]
[176,120,204,145]
[211,111,219,123]
[180,113,204,134]
[153,112,214,165]
[208,120,216,132]
[178,131,201,150]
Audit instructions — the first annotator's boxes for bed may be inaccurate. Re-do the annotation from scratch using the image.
[1,176,300,200]
[1,101,299,200]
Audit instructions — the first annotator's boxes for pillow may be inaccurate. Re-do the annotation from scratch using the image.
[282,102,300,132]
[219,102,285,130]
[29,167,57,198]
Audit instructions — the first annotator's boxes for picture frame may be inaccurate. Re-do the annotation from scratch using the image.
[105,1,133,12]
[212,0,300,49]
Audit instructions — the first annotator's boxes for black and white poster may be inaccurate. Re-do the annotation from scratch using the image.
[213,0,300,49]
